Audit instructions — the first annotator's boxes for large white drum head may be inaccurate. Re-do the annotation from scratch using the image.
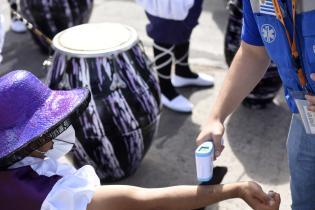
[53,23,138,57]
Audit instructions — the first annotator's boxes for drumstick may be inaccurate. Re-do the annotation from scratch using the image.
[11,10,52,46]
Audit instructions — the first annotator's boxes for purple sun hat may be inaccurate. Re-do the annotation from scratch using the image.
[0,70,91,168]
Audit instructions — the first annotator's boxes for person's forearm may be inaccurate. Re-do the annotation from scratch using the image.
[88,184,241,210]
[210,42,270,122]
[141,184,240,210]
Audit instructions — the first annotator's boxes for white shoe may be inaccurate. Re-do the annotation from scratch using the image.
[161,94,193,113]
[11,19,27,33]
[172,73,214,87]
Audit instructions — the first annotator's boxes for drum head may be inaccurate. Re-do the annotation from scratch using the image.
[53,23,138,57]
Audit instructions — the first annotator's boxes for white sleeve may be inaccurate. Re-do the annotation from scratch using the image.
[136,0,195,20]
[41,165,101,210]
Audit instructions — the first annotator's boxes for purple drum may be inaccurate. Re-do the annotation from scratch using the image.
[20,0,93,53]
[46,23,161,182]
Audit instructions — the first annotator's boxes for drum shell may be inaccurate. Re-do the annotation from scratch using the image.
[224,15,242,67]
[47,42,161,182]
[20,0,93,53]
[242,65,282,109]
[224,0,282,108]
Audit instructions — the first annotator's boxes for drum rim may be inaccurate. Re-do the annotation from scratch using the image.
[52,23,139,58]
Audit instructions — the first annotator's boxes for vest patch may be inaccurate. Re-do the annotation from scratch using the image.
[261,24,276,43]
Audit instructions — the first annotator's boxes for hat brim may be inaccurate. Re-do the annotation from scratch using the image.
[0,88,91,168]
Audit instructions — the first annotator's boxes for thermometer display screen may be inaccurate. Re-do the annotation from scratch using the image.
[199,147,209,152]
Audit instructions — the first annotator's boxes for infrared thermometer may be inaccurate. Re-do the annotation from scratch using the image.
[195,141,214,182]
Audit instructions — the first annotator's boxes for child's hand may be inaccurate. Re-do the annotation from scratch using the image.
[267,191,281,208]
[238,181,281,210]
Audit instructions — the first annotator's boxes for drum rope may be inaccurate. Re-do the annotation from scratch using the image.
[11,10,52,46]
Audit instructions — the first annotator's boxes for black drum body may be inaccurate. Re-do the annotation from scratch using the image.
[224,0,282,109]
[242,63,282,108]
[224,0,243,67]
[20,0,93,53]
[47,24,161,182]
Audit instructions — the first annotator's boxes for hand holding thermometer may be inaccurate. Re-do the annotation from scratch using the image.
[195,141,214,182]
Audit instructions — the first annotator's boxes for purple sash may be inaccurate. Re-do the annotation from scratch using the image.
[0,166,61,210]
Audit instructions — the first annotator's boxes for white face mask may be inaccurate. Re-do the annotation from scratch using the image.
[44,125,76,159]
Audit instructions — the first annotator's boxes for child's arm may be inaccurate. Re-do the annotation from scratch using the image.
[87,181,280,210]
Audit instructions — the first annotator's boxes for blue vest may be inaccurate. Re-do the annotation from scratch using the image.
[249,0,315,112]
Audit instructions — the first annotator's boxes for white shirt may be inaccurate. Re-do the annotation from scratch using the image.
[136,0,195,20]
[10,157,101,210]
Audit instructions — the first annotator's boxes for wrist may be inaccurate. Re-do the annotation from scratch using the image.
[234,183,244,199]
[235,182,245,199]
[222,183,243,200]
[208,113,224,124]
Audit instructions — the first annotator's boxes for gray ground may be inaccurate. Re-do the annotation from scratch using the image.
[0,0,291,209]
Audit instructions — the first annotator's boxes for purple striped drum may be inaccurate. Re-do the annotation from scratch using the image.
[20,0,93,53]
[46,23,161,182]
